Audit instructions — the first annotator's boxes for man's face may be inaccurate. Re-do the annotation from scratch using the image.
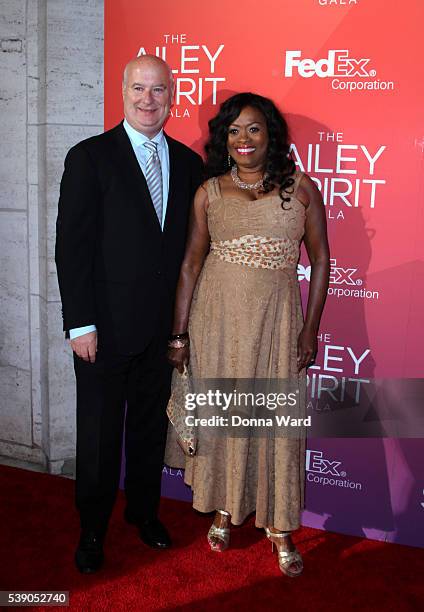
[122,60,173,137]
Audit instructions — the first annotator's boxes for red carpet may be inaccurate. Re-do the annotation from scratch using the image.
[0,465,423,611]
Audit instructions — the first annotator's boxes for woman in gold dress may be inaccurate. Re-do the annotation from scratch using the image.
[166,93,330,577]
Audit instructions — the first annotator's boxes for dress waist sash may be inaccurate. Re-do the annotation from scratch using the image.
[209,235,299,270]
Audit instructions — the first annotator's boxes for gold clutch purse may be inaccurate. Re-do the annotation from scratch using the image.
[166,364,197,456]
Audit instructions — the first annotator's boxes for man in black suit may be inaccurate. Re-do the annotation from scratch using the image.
[55,56,203,573]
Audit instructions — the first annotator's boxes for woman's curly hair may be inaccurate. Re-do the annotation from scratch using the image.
[204,92,296,205]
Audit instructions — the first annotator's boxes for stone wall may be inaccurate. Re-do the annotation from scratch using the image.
[0,0,104,474]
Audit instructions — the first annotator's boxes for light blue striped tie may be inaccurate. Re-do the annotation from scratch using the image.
[143,140,163,226]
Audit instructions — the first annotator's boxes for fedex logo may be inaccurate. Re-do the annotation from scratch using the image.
[298,260,361,286]
[329,258,361,286]
[297,264,311,282]
[306,450,342,476]
[285,50,373,78]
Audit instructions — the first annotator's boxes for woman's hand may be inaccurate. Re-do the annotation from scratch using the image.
[167,346,190,373]
[297,326,317,372]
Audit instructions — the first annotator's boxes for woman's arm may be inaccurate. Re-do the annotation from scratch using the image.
[297,175,330,371]
[168,184,211,371]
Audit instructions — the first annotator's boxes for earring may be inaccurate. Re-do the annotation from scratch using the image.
[227,154,232,168]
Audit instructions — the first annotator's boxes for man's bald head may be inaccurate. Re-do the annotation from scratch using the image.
[122,55,174,137]
[123,55,174,91]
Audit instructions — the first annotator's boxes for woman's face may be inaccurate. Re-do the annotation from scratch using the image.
[227,105,269,170]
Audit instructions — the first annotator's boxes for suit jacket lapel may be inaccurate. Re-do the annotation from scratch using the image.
[113,122,162,234]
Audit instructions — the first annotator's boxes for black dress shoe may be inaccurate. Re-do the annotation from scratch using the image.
[124,510,171,549]
[75,530,104,573]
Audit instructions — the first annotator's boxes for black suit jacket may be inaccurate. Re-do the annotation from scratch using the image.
[55,122,203,354]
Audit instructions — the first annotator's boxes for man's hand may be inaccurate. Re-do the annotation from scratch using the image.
[70,331,98,363]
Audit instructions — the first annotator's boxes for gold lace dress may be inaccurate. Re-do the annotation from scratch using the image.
[165,171,307,531]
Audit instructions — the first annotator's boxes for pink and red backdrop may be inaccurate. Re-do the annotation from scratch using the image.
[106,0,424,547]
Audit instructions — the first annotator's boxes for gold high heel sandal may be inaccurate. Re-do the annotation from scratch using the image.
[207,510,231,552]
[265,528,303,577]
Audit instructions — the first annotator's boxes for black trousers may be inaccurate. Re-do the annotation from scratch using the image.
[73,335,172,532]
